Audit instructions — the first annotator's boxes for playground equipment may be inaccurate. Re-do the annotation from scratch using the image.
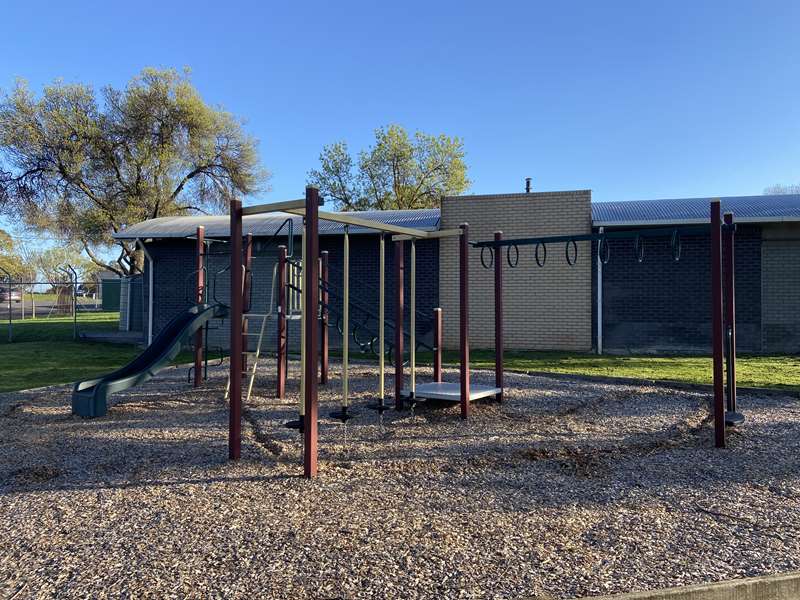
[72,303,228,417]
[472,199,742,448]
[227,188,481,478]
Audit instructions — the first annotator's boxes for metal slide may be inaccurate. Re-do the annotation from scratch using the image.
[72,303,229,417]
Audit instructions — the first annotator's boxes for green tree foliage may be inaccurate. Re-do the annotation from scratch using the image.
[0,68,268,275]
[308,124,470,211]
[0,229,24,278]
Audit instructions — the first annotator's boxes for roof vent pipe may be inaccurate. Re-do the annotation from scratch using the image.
[525,177,532,193]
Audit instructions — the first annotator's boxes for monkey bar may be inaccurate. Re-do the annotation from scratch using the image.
[229,188,476,479]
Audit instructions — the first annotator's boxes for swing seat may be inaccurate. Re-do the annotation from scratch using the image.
[401,382,501,402]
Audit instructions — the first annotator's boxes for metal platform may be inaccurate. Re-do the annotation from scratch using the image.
[401,382,501,402]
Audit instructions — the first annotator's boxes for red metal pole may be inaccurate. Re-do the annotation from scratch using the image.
[494,231,504,402]
[320,250,329,384]
[723,212,739,420]
[433,307,442,383]
[229,199,243,460]
[303,187,320,478]
[711,201,725,448]
[193,225,205,388]
[276,245,287,399]
[394,240,405,410]
[459,223,470,419]
[242,233,253,373]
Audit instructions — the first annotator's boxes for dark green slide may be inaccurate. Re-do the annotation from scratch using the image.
[72,303,228,417]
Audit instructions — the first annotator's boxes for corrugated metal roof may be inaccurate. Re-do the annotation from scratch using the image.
[114,194,800,239]
[113,208,441,240]
[592,194,800,226]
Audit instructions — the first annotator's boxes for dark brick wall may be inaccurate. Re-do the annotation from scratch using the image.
[592,225,762,353]
[141,234,440,354]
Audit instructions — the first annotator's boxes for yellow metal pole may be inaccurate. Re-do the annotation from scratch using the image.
[410,239,416,395]
[342,227,350,407]
[299,222,306,417]
[379,234,385,402]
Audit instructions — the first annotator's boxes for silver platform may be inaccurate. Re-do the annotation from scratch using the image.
[401,382,501,402]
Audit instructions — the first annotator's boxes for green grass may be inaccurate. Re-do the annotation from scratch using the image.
[0,312,194,393]
[349,348,800,393]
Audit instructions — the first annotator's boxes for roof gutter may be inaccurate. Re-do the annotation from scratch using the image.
[593,216,800,228]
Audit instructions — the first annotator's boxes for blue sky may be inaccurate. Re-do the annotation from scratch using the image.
[1,0,799,216]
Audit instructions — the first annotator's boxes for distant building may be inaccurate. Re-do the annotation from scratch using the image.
[114,193,800,354]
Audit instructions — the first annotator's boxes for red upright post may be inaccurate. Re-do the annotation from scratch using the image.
[320,250,329,384]
[723,212,739,422]
[276,245,287,399]
[711,201,726,448]
[303,187,320,479]
[242,233,253,373]
[494,231,504,402]
[229,199,243,460]
[193,225,205,388]
[394,240,405,410]
[433,308,442,383]
[459,224,470,419]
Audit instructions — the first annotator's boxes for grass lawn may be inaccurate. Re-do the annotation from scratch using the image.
[0,312,193,393]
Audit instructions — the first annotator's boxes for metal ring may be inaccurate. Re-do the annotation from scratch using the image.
[670,230,681,262]
[634,235,645,263]
[598,236,611,265]
[565,239,578,266]
[506,244,519,268]
[535,242,547,267]
[480,246,494,270]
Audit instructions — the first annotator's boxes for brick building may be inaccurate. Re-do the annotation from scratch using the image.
[114,192,800,355]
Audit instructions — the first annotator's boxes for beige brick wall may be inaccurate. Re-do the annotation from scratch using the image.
[439,191,593,351]
[761,223,800,352]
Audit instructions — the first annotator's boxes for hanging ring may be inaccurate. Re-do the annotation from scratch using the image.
[598,236,611,264]
[506,244,519,268]
[480,246,494,270]
[565,239,578,266]
[670,230,682,262]
[634,235,645,263]
[535,242,547,267]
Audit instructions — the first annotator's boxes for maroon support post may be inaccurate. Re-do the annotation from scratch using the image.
[320,250,329,384]
[711,201,726,448]
[394,240,405,410]
[723,212,739,421]
[276,245,287,399]
[433,308,442,383]
[494,231,504,402]
[229,199,243,460]
[459,223,470,419]
[242,233,253,373]
[193,226,205,388]
[303,187,320,479]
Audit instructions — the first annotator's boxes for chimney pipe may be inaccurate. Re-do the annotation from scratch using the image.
[525,177,532,193]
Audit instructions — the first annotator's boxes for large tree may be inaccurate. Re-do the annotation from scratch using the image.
[0,68,268,275]
[0,228,24,278]
[308,124,470,211]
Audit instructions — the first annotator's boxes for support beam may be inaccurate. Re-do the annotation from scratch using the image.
[379,235,385,403]
[394,239,405,411]
[320,251,329,384]
[391,228,463,242]
[596,226,604,355]
[303,187,320,479]
[723,212,741,425]
[276,245,287,399]
[433,308,442,383]
[710,200,726,449]
[193,226,205,388]
[342,229,350,407]
[241,198,306,215]
[410,240,416,397]
[229,198,243,460]
[494,231,504,402]
[459,223,470,419]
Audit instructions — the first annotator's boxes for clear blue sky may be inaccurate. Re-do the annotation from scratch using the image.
[1,0,799,209]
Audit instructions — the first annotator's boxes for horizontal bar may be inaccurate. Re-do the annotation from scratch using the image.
[287,208,430,237]
[472,224,710,248]
[242,198,307,216]
[392,228,463,241]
